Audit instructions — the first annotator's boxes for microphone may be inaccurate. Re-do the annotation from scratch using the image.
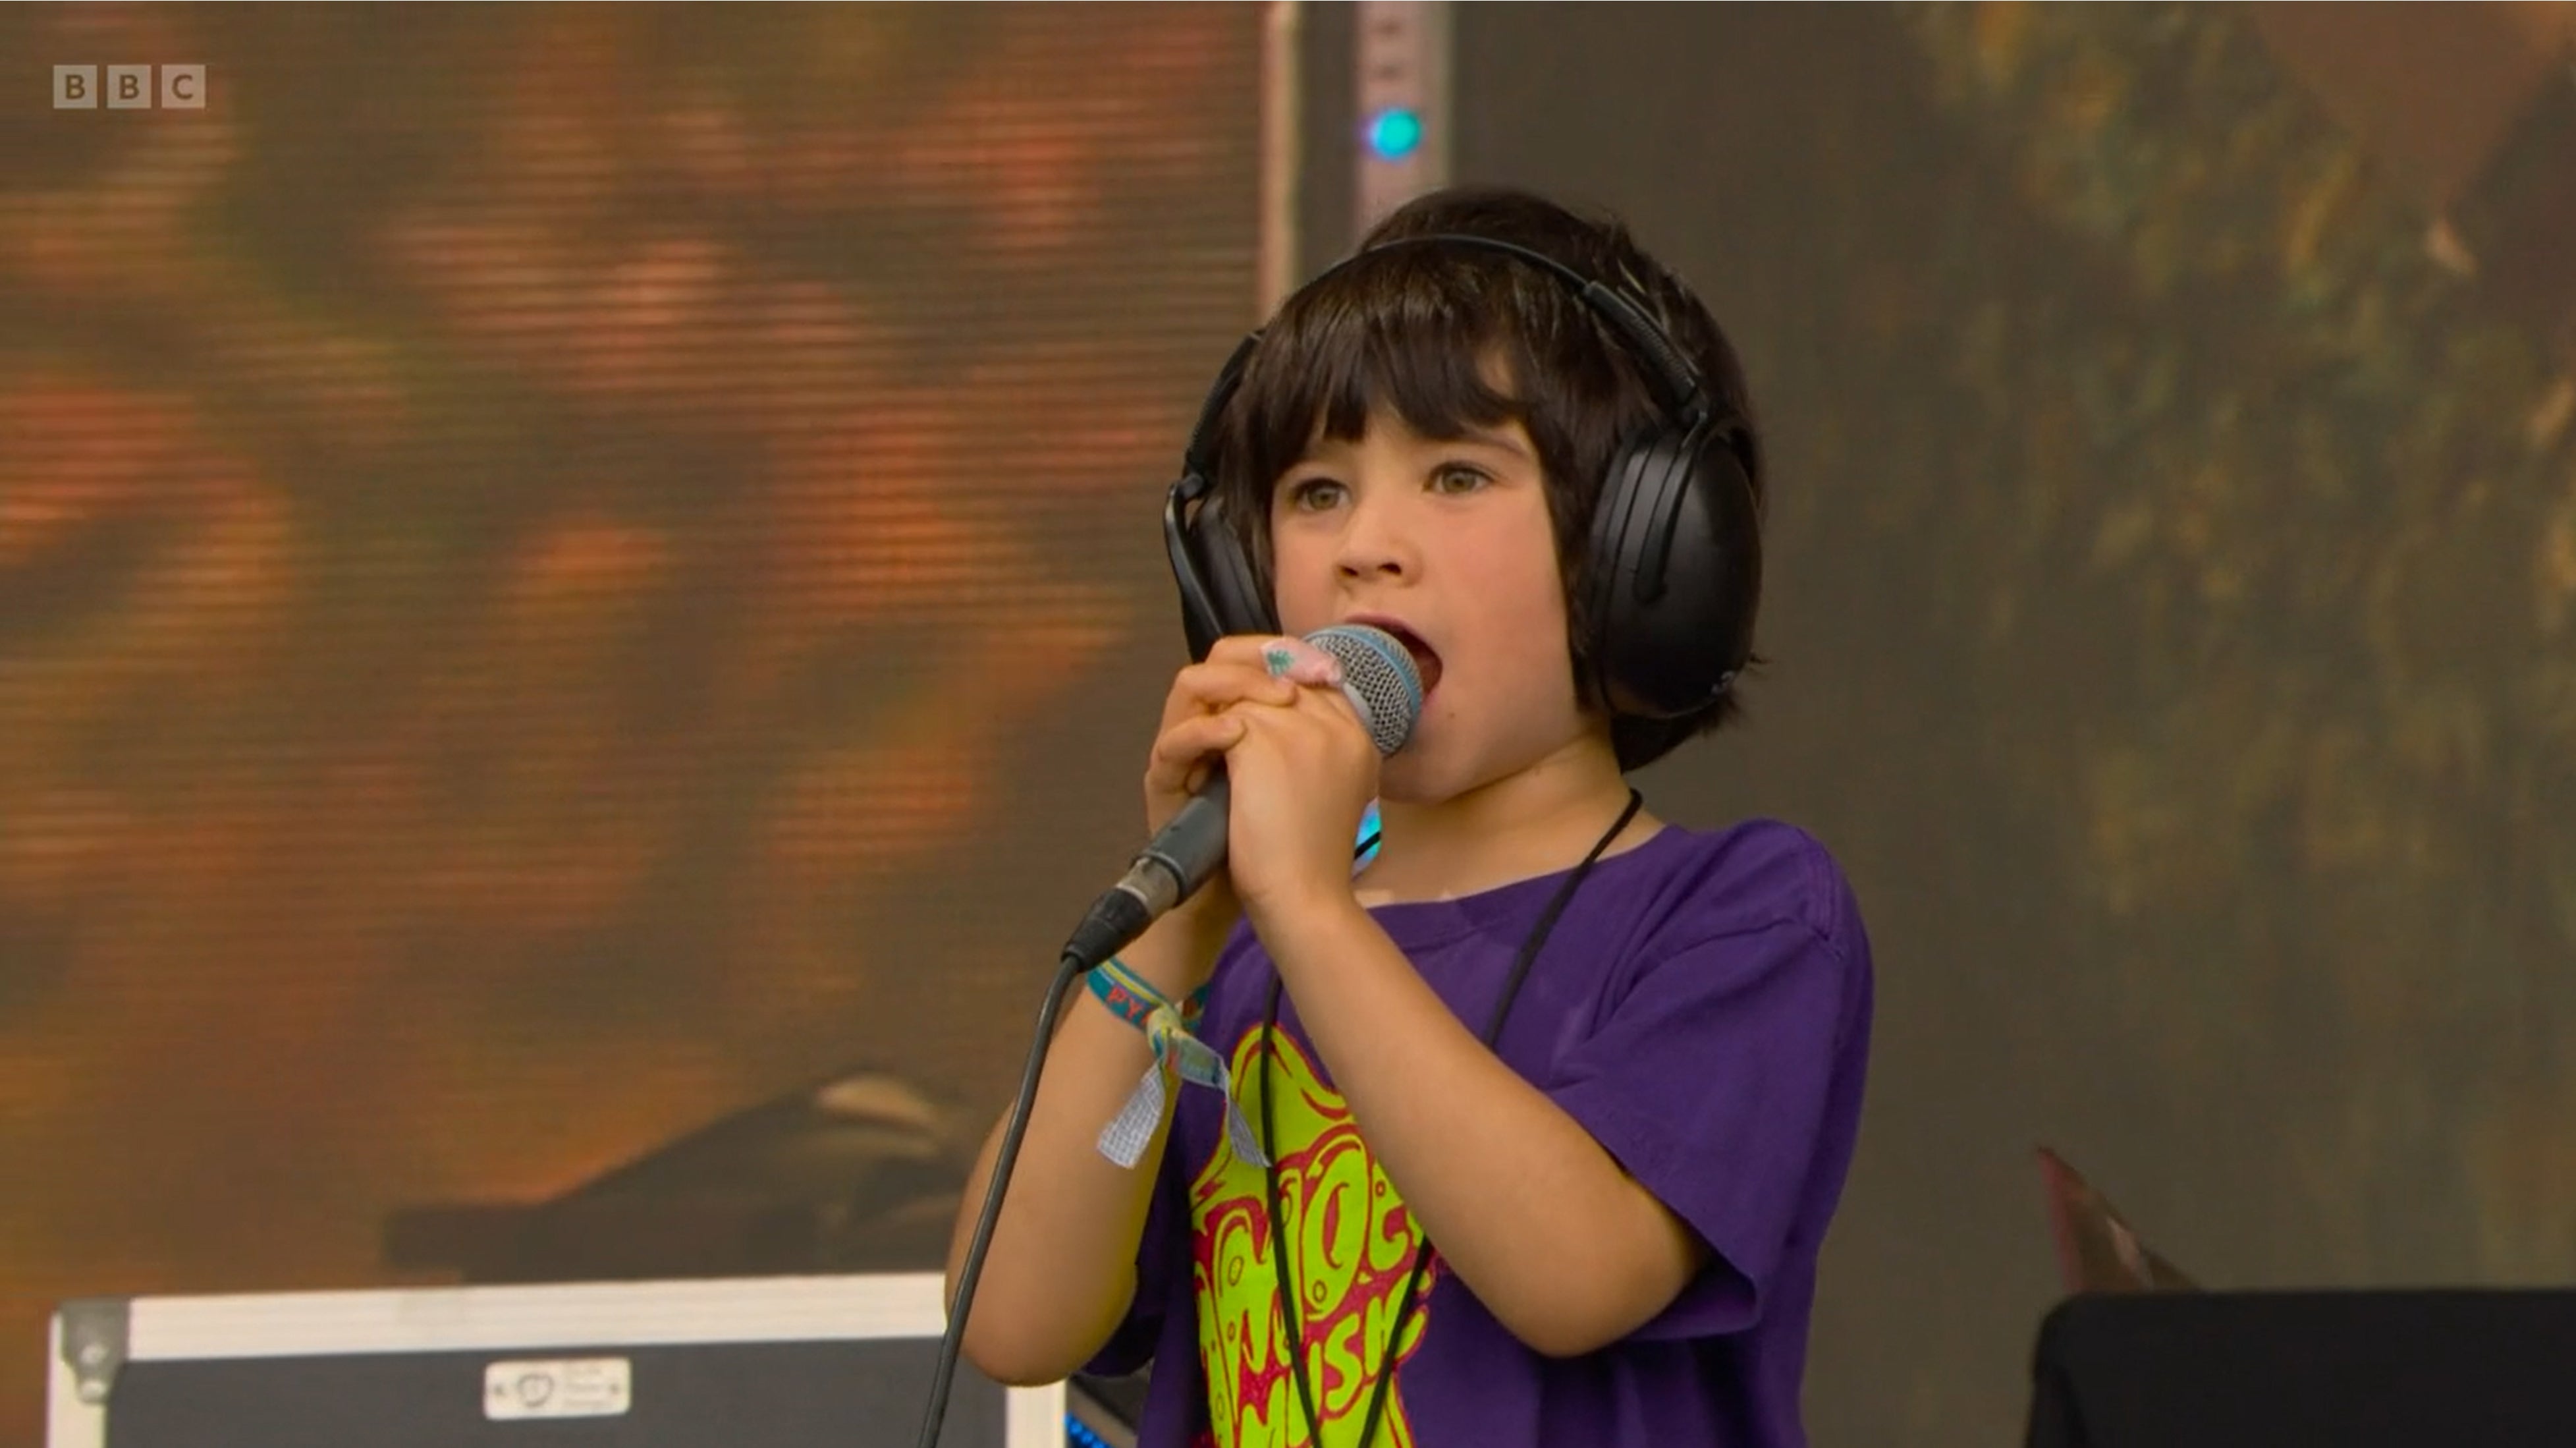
[1060,623,1425,972]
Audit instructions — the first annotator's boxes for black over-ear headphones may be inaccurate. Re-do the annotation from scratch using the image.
[1159,233,1759,721]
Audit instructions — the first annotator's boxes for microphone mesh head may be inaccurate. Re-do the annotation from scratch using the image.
[1305,624,1423,756]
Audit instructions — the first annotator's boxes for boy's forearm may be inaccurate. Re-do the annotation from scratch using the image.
[1247,892,1706,1357]
[940,905,1232,1383]
[942,1023,1159,1385]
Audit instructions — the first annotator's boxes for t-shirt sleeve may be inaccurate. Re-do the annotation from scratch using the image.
[1082,1126,1188,1377]
[1544,904,1865,1341]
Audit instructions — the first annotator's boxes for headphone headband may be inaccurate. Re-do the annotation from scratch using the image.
[1182,233,1713,480]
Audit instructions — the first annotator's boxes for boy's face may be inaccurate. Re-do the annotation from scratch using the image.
[1268,405,1599,804]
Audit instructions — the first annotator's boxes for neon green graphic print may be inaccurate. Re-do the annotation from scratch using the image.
[1190,1026,1433,1448]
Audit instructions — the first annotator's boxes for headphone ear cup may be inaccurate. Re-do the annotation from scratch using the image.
[1179,487,1278,659]
[1585,421,1758,719]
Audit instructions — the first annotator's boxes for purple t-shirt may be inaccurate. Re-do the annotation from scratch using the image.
[1088,818,1873,1448]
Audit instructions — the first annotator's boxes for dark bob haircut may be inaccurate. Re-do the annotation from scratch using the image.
[1207,185,1766,771]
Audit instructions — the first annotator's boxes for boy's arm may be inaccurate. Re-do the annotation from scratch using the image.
[940,900,1229,1385]
[1249,893,1711,1359]
[947,634,1325,1382]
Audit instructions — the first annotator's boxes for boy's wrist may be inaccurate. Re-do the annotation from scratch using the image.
[1124,892,1238,995]
[1242,880,1369,955]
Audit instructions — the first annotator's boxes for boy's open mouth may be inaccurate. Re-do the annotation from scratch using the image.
[1376,623,1442,696]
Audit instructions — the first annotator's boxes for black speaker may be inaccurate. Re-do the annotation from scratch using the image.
[2026,1289,2576,1448]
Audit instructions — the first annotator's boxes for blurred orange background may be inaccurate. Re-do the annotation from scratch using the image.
[2,6,1259,1441]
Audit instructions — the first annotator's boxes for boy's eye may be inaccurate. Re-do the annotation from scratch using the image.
[1284,478,1346,511]
[1431,464,1491,494]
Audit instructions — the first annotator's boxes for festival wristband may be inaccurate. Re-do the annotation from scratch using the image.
[1087,960,1267,1171]
[1087,957,1208,1032]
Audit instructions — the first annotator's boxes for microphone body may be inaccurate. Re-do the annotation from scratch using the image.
[1062,624,1423,969]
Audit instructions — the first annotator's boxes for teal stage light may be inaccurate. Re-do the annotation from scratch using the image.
[1367,107,1423,160]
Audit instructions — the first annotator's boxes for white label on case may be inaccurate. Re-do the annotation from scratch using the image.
[483,1357,632,1420]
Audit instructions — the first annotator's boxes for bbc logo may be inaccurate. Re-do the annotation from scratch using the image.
[53,65,206,109]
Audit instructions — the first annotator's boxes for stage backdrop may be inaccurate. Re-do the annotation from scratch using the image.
[0,5,1259,1441]
[9,5,2576,1448]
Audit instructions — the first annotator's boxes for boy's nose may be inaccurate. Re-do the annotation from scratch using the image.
[1334,498,1420,581]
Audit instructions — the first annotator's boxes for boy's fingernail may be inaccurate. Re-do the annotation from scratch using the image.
[1263,637,1346,687]
[1292,655,1346,687]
